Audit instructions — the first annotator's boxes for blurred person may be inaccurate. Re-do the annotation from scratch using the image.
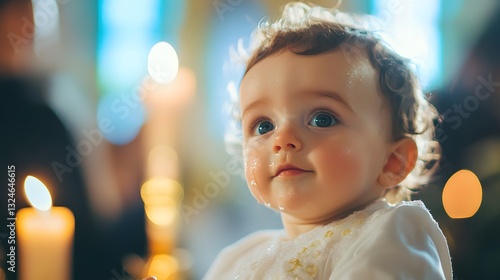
[0,0,93,278]
[0,0,146,279]
[205,3,452,279]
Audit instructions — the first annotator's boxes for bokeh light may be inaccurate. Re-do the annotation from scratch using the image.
[442,169,483,219]
[144,254,179,280]
[148,42,179,84]
[146,145,179,179]
[141,176,184,205]
[373,0,441,89]
[141,176,183,226]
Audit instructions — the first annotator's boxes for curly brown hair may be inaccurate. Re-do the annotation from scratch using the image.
[225,2,440,203]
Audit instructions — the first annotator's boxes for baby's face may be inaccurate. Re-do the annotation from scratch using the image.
[239,50,394,222]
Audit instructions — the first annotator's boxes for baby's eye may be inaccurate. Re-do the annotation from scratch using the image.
[309,111,338,127]
[254,120,275,135]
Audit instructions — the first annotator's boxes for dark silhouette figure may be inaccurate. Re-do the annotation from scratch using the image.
[0,0,146,279]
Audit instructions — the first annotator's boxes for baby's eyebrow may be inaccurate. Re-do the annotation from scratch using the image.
[241,98,269,120]
[312,90,355,114]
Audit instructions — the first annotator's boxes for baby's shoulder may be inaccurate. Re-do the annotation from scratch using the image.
[365,199,442,237]
[383,200,436,223]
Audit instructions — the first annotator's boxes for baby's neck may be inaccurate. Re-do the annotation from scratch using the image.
[281,198,380,239]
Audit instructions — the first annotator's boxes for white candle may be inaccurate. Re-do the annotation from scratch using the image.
[16,176,75,280]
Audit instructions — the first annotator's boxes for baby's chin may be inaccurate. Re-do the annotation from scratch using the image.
[278,208,341,226]
[278,200,372,224]
[276,192,310,211]
[251,197,300,213]
[270,199,318,216]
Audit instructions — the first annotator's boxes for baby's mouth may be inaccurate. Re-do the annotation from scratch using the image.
[273,164,312,177]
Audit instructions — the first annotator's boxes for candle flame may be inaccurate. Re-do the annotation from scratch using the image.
[24,176,52,211]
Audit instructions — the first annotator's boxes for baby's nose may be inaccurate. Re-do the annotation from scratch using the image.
[272,126,302,153]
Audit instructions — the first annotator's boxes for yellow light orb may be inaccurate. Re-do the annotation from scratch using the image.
[442,169,482,219]
[143,254,179,280]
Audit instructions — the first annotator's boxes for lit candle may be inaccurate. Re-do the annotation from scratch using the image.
[16,176,75,280]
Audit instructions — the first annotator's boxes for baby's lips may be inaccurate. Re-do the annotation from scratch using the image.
[273,163,313,177]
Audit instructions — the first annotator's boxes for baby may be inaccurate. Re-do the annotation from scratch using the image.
[205,2,452,279]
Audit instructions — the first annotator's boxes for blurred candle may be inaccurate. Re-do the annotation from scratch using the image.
[17,176,75,280]
[141,176,183,255]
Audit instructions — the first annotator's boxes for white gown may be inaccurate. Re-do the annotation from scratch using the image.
[204,200,453,280]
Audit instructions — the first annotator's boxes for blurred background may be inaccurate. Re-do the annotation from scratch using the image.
[0,0,499,279]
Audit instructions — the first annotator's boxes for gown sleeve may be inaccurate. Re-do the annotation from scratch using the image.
[330,202,453,280]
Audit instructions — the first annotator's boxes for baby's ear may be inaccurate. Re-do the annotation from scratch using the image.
[377,137,418,188]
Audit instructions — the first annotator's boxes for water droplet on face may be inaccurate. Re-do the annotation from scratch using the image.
[264,202,271,208]
[249,180,266,205]
[338,148,359,159]
[278,206,284,211]
[249,159,260,172]
[250,180,257,188]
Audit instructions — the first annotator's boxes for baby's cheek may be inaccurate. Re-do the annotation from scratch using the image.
[319,145,365,189]
[243,147,255,183]
[243,151,265,203]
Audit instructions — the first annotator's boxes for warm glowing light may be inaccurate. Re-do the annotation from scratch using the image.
[24,176,52,211]
[146,67,196,106]
[148,42,179,84]
[141,177,183,226]
[145,204,178,226]
[144,254,179,280]
[141,177,183,205]
[147,146,179,179]
[442,169,482,219]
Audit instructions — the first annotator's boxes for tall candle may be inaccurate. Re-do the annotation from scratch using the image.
[16,176,75,280]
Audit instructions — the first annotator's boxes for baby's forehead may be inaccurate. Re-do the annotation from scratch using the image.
[241,49,377,94]
[242,50,386,109]
[344,57,379,91]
